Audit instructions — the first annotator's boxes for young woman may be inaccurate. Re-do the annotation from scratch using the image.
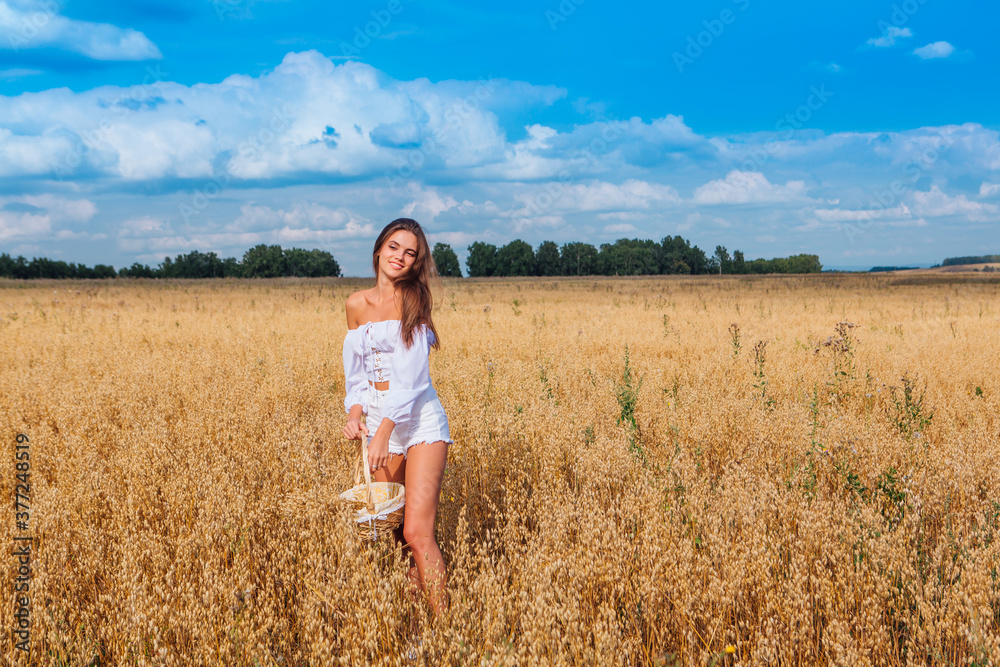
[341,218,451,613]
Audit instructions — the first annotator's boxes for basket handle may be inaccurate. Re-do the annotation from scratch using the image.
[358,441,376,513]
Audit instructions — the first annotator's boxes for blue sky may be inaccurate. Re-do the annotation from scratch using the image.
[0,0,996,274]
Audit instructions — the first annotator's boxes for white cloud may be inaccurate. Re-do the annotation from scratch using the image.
[913,41,955,59]
[116,202,378,256]
[910,185,998,221]
[0,194,96,241]
[866,26,911,48]
[692,171,809,205]
[0,0,162,60]
[504,179,681,232]
[511,215,564,233]
[814,204,912,223]
[227,202,376,236]
[979,182,1000,198]
[117,216,170,237]
[563,179,681,211]
[401,185,463,222]
[0,50,572,184]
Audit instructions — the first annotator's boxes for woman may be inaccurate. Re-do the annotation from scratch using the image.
[341,218,451,613]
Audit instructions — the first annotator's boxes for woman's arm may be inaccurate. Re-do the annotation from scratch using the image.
[342,330,370,440]
[342,294,369,441]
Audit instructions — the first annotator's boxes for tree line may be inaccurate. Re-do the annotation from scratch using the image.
[941,254,1000,266]
[0,245,341,280]
[455,237,822,277]
[1,237,823,280]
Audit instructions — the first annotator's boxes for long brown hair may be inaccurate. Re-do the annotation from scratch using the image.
[372,218,440,349]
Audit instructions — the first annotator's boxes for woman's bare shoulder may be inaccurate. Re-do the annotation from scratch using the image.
[345,289,373,328]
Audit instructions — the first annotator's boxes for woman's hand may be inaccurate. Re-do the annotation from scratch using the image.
[342,416,369,441]
[367,429,391,472]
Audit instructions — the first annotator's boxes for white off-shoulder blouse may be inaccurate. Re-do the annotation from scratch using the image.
[342,320,436,428]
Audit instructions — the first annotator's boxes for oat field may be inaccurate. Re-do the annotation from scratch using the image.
[1,274,998,666]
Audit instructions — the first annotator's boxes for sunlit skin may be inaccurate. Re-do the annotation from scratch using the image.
[341,228,450,614]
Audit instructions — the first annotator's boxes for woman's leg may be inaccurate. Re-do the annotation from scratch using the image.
[372,451,406,484]
[402,440,449,614]
[372,453,407,545]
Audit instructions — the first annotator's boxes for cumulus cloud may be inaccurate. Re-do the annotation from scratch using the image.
[0,194,96,241]
[504,179,681,231]
[813,204,912,223]
[114,201,378,257]
[913,41,955,59]
[980,182,1000,198]
[401,185,469,222]
[0,51,575,185]
[0,0,162,60]
[692,171,810,205]
[227,202,376,236]
[866,26,911,48]
[910,185,997,221]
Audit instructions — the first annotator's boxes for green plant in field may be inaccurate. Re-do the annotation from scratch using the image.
[615,345,645,464]
[729,322,741,357]
[889,373,933,440]
[538,362,557,404]
[875,467,907,526]
[817,321,858,399]
[511,298,522,316]
[799,384,825,499]
[751,340,775,409]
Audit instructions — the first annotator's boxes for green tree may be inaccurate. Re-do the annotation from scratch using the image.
[0,253,15,278]
[786,254,822,273]
[671,258,691,274]
[242,244,287,278]
[120,262,157,278]
[714,245,731,274]
[732,250,747,274]
[27,257,71,278]
[560,242,599,275]
[163,250,225,278]
[93,264,118,279]
[222,257,243,278]
[285,248,341,277]
[598,239,658,275]
[466,242,498,277]
[535,240,561,276]
[496,239,536,276]
[431,243,462,277]
[660,236,710,274]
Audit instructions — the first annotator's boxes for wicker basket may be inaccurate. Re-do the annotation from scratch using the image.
[339,443,405,541]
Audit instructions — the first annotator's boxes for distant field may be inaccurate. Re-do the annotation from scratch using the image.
[1,274,998,665]
[919,263,1000,273]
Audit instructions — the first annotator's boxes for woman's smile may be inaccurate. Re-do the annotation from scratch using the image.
[380,230,419,276]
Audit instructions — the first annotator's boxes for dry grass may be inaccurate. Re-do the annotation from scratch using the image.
[1,273,998,666]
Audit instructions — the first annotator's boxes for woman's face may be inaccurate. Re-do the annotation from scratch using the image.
[377,229,419,280]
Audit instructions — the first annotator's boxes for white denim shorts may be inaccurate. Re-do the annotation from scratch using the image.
[366,386,453,458]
